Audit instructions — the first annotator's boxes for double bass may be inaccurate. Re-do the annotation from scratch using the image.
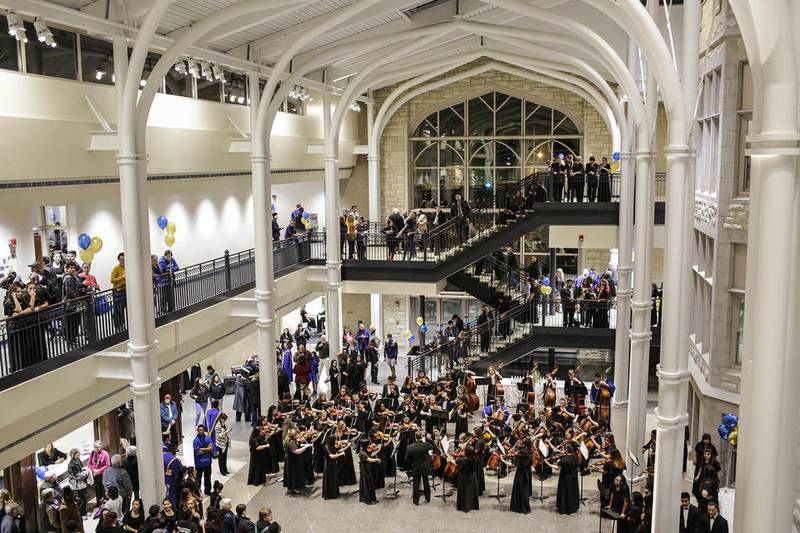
[465,372,480,412]
[542,366,558,408]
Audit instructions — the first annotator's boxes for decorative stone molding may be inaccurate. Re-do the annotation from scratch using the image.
[694,197,718,226]
[722,200,750,231]
[690,340,709,378]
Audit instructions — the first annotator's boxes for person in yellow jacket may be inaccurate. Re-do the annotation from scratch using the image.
[110,252,126,330]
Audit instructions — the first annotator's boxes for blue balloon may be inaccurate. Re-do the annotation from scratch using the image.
[302,212,310,220]
[408,335,415,343]
[420,324,428,334]
[612,152,621,161]
[717,423,730,440]
[77,233,91,250]
[36,466,47,481]
[722,413,739,429]
[157,216,169,230]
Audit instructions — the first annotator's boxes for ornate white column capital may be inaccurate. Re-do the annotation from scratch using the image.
[629,330,653,342]
[367,154,381,162]
[250,155,269,164]
[634,149,656,160]
[745,132,800,156]
[630,300,652,312]
[653,408,690,430]
[664,144,694,158]
[254,288,274,301]
[655,364,691,385]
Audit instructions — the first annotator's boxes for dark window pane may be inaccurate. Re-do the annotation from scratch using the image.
[468,95,493,136]
[495,94,521,135]
[526,102,551,136]
[439,104,464,136]
[439,140,464,167]
[414,112,438,137]
[197,79,222,102]
[553,139,580,159]
[439,167,464,207]
[25,23,76,79]
[496,167,519,200]
[140,51,161,91]
[496,140,520,167]
[224,71,248,105]
[469,167,492,206]
[286,96,303,115]
[0,17,19,71]
[165,64,192,97]
[80,35,113,85]
[414,170,434,207]
[553,109,580,135]
[413,141,438,167]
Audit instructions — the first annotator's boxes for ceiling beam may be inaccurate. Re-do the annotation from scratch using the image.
[241,0,433,57]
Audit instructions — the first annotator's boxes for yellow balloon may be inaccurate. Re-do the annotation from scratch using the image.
[165,222,176,235]
[541,286,552,295]
[416,317,424,326]
[164,234,175,247]
[79,249,94,264]
[611,162,620,172]
[90,236,104,253]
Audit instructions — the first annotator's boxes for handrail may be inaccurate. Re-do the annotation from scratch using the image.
[0,236,322,383]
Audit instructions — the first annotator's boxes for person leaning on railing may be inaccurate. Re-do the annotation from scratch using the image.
[3,280,49,372]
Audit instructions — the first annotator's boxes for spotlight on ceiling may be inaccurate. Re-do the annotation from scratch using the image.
[201,61,213,81]
[173,59,187,75]
[187,58,200,79]
[33,18,55,47]
[349,101,361,112]
[212,64,224,82]
[6,12,27,43]
[94,66,106,80]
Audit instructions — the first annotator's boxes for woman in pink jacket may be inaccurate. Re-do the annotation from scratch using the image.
[87,440,110,508]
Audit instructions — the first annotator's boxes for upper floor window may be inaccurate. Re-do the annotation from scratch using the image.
[80,35,113,85]
[737,62,753,194]
[0,16,19,71]
[410,91,582,208]
[24,22,76,79]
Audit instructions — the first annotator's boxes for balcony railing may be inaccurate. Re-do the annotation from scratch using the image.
[0,236,321,387]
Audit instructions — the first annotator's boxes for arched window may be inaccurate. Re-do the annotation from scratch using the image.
[410,91,582,208]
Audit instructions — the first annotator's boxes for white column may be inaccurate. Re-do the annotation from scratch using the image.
[323,92,343,355]
[625,138,655,482]
[734,148,799,532]
[366,99,383,340]
[613,147,634,407]
[250,72,278,412]
[651,0,699,528]
[651,145,693,530]
[114,34,164,507]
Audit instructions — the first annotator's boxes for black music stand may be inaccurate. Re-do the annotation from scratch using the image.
[434,469,449,502]
[533,473,549,504]
[384,445,401,499]
[492,463,508,502]
[627,450,640,489]
[579,469,590,505]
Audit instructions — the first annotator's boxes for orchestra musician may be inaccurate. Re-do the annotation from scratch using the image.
[590,371,616,427]
[358,440,381,505]
[322,436,345,500]
[283,428,313,495]
[482,397,510,429]
[509,435,533,514]
[564,366,588,415]
[542,371,558,409]
[554,442,580,515]
[486,365,504,403]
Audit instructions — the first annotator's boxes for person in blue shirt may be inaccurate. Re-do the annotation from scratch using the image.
[162,442,183,507]
[310,351,320,394]
[284,220,298,241]
[193,425,214,496]
[157,250,179,313]
[160,394,179,444]
[355,322,370,355]
[205,400,222,449]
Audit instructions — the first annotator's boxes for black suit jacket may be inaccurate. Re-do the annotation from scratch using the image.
[560,287,578,307]
[679,505,699,533]
[405,441,433,475]
[695,514,728,533]
[450,200,471,218]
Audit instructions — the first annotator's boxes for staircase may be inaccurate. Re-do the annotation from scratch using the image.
[341,172,624,282]
[448,255,527,310]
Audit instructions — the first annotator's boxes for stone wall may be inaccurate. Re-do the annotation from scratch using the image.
[374,59,613,217]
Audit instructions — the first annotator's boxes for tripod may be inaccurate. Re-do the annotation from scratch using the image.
[385,447,401,498]
[433,474,448,502]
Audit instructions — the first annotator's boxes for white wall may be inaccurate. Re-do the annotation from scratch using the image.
[0,70,359,181]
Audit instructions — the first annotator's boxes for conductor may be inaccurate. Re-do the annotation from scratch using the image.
[405,431,434,505]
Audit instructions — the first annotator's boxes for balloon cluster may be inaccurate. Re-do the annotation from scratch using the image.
[717,412,739,446]
[157,216,177,247]
[301,211,312,230]
[77,233,104,264]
